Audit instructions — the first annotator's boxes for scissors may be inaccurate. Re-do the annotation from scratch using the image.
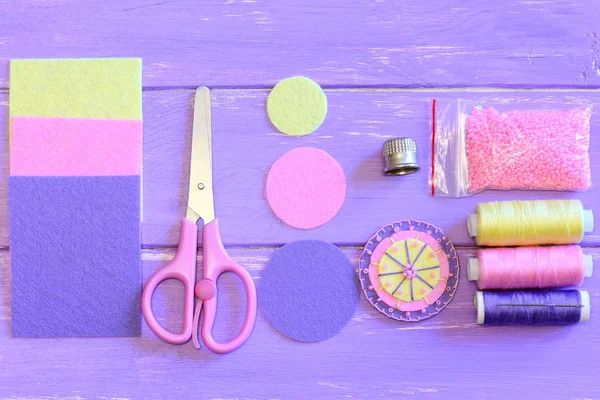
[142,87,257,354]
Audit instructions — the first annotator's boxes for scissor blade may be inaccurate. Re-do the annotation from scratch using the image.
[186,87,215,224]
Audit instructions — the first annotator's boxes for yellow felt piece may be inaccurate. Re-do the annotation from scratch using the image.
[378,240,440,301]
[10,58,142,120]
[267,76,327,136]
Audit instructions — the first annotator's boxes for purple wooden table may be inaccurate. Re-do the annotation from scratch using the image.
[1,1,600,399]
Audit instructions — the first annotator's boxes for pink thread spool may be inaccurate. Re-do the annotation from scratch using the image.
[467,246,593,290]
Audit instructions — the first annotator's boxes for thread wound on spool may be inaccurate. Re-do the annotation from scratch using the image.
[473,199,589,246]
[474,246,587,290]
[477,290,586,325]
[583,254,594,278]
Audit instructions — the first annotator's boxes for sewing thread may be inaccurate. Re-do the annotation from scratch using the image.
[475,290,589,325]
[470,245,591,290]
[470,199,592,246]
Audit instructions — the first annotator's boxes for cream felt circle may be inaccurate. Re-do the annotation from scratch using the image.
[267,76,327,136]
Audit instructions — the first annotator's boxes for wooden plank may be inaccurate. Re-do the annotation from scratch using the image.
[1,90,600,248]
[1,247,599,399]
[1,0,600,89]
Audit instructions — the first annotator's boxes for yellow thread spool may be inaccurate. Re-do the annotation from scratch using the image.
[467,200,594,246]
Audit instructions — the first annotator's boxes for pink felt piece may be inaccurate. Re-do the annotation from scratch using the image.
[266,147,346,229]
[10,117,143,176]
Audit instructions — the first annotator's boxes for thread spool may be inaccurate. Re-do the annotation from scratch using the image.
[468,246,593,290]
[474,290,590,325]
[467,199,594,246]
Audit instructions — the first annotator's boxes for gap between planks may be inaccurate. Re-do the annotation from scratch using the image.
[4,87,600,94]
[1,246,599,251]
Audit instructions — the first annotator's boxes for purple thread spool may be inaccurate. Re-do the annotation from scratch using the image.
[474,290,590,325]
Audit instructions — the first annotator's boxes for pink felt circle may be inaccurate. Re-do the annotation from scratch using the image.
[266,147,346,229]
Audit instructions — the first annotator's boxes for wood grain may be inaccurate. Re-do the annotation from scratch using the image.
[1,248,599,399]
[1,0,600,89]
[3,90,598,249]
[3,1,600,397]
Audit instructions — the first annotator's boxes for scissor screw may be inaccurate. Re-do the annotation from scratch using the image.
[198,183,205,190]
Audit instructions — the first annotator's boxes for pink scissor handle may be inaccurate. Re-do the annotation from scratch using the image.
[196,218,257,354]
[142,218,198,344]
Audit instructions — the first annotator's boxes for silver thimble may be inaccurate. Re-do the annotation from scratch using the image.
[382,138,419,176]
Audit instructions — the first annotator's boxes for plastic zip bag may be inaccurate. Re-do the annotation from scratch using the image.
[431,98,592,197]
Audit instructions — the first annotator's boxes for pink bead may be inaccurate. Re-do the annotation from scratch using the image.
[465,107,591,192]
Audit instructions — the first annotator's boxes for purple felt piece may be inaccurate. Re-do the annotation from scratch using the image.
[9,176,141,337]
[259,240,360,342]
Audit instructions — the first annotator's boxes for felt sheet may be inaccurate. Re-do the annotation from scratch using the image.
[9,58,142,120]
[10,117,143,176]
[260,240,360,342]
[9,176,141,337]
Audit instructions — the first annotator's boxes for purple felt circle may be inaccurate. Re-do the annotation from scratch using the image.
[260,240,360,342]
